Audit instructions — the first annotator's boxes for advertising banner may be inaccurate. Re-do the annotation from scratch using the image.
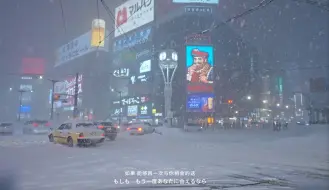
[113,27,152,53]
[55,31,109,67]
[186,45,215,112]
[186,45,214,90]
[114,0,154,38]
[173,0,219,4]
[91,19,106,47]
[186,93,214,112]
[54,75,83,108]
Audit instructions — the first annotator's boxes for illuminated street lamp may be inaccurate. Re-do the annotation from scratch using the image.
[276,103,280,107]
[9,87,12,91]
[285,105,289,109]
[158,49,178,123]
[262,100,268,104]
[247,96,251,100]
[39,75,43,79]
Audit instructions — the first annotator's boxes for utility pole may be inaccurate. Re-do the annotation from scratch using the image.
[73,73,79,118]
[48,79,59,120]
[17,89,27,121]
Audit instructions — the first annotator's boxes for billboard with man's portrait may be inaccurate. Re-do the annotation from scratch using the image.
[186,45,215,112]
[186,45,214,93]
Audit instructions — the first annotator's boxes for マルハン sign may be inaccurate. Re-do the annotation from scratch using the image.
[114,0,154,37]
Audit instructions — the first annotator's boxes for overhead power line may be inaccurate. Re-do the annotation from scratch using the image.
[99,0,138,52]
[59,0,67,34]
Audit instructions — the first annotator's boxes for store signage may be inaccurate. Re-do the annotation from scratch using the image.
[130,74,152,84]
[113,68,130,77]
[136,48,152,60]
[114,0,154,37]
[127,105,138,116]
[173,0,219,4]
[154,113,163,117]
[140,105,148,115]
[53,75,83,107]
[20,84,33,91]
[113,27,152,52]
[139,60,151,73]
[21,76,33,80]
[186,93,214,112]
[184,6,212,13]
[113,95,150,106]
[55,31,109,67]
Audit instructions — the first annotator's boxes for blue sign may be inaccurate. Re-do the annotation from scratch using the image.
[55,30,109,67]
[20,105,31,113]
[173,0,219,4]
[187,93,214,112]
[113,27,152,52]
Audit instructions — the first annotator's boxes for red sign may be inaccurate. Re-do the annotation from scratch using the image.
[63,75,83,106]
[187,85,214,92]
[21,58,45,75]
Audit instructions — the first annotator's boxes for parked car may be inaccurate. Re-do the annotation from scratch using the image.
[94,121,118,141]
[48,120,105,147]
[127,122,155,135]
[0,122,14,135]
[183,123,203,132]
[23,120,52,134]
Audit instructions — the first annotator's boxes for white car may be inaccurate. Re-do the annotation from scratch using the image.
[127,122,154,135]
[183,123,203,132]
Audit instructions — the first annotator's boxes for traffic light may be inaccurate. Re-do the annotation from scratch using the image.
[228,99,233,104]
[53,94,60,101]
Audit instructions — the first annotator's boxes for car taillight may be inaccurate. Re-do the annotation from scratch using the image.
[98,125,104,129]
[32,123,38,127]
[45,122,50,126]
[127,127,130,131]
[138,127,142,132]
[79,133,84,138]
[101,133,105,136]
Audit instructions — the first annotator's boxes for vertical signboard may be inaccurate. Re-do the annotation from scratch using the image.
[185,45,215,112]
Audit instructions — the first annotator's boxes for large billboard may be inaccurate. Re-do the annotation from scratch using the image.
[21,58,45,75]
[186,45,215,112]
[55,30,109,67]
[54,75,83,109]
[114,0,154,38]
[173,0,219,4]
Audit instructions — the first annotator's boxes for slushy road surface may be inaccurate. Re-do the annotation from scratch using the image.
[1,124,328,190]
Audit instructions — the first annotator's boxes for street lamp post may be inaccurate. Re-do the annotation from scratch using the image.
[158,50,178,126]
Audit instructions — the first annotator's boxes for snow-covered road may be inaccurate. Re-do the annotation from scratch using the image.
[0,125,328,190]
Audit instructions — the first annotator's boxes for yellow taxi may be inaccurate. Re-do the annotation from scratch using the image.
[48,120,105,147]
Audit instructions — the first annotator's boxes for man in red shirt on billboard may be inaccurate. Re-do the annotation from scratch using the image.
[187,49,213,84]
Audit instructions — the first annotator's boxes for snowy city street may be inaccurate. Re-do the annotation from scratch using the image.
[1,124,328,190]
